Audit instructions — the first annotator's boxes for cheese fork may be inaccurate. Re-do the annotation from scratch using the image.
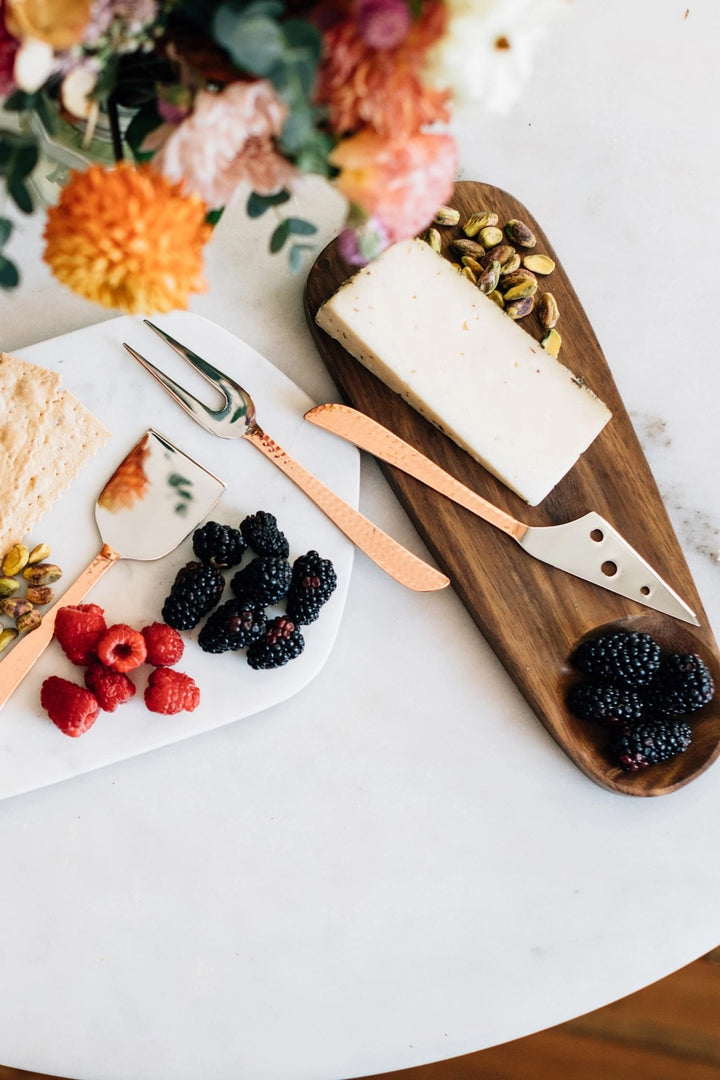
[122,321,449,593]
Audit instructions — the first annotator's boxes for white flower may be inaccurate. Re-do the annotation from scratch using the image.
[425,0,571,114]
[13,37,54,93]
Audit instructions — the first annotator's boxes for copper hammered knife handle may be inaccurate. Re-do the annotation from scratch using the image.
[304,404,528,543]
[243,427,449,592]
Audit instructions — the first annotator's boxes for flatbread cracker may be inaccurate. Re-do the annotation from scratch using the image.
[0,352,110,555]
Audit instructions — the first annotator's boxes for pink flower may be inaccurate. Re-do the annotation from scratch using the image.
[0,0,19,96]
[154,80,296,209]
[354,0,412,50]
[331,128,457,242]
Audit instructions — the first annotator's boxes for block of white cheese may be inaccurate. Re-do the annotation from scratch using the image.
[315,238,611,505]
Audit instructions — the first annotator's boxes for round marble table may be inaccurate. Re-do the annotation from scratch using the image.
[0,2,719,1078]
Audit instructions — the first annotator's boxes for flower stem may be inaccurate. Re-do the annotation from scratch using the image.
[107,95,124,162]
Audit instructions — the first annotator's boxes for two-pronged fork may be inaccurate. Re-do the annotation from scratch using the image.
[122,321,449,592]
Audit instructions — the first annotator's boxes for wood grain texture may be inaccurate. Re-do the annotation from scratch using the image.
[304,181,720,797]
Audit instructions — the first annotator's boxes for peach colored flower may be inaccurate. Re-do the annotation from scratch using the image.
[331,128,457,242]
[154,81,296,209]
[43,163,212,314]
[4,0,91,49]
[315,1,450,137]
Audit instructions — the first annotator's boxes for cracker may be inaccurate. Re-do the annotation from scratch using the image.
[0,352,110,555]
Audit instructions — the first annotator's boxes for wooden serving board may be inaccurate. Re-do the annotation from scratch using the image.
[304,181,720,796]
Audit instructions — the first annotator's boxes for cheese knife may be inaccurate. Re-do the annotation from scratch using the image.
[305,403,700,626]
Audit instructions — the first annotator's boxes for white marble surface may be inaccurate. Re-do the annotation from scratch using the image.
[0,2,719,1078]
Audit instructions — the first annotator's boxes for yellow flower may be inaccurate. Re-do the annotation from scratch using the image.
[5,0,92,49]
[43,163,212,315]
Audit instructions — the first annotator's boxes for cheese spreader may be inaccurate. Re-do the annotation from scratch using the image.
[0,429,226,712]
[305,403,700,626]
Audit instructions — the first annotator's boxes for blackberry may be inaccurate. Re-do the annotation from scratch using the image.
[610,718,692,772]
[567,682,645,726]
[649,653,715,717]
[198,599,267,653]
[240,511,290,558]
[247,616,304,669]
[161,561,225,630]
[230,556,292,607]
[572,630,661,687]
[192,521,246,568]
[286,550,337,625]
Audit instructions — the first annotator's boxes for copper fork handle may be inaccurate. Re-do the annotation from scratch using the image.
[244,428,449,592]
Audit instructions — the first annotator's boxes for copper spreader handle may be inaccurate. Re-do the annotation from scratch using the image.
[244,427,450,592]
[0,544,119,713]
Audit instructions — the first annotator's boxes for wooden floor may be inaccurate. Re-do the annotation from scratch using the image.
[1,949,719,1080]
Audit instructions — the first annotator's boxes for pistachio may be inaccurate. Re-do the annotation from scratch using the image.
[503,278,538,301]
[483,244,517,271]
[0,627,18,653]
[434,205,460,227]
[500,268,537,292]
[498,251,521,276]
[22,562,62,586]
[450,237,486,260]
[0,597,33,619]
[505,295,535,320]
[462,210,498,237]
[477,259,501,295]
[487,289,505,309]
[27,542,51,565]
[424,227,442,254]
[478,226,504,249]
[0,576,20,598]
[25,584,55,605]
[505,218,536,248]
[16,608,42,633]
[522,253,555,275]
[541,328,562,356]
[537,291,560,329]
[2,543,29,578]
[461,255,484,274]
[461,265,477,285]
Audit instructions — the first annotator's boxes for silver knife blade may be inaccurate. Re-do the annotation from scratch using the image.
[305,403,699,626]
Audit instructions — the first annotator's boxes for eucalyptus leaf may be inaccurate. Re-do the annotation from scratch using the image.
[0,255,20,289]
[285,217,317,237]
[213,8,286,76]
[0,217,12,246]
[269,219,290,253]
[246,190,291,218]
[8,175,34,215]
[288,242,314,274]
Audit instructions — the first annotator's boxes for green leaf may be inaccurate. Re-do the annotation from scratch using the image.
[285,217,317,237]
[124,101,164,160]
[205,208,225,227]
[0,255,20,289]
[246,190,291,218]
[288,242,314,275]
[8,175,34,215]
[213,7,286,76]
[0,217,12,246]
[269,219,290,253]
[2,90,38,112]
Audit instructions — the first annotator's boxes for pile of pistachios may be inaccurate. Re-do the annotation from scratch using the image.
[424,205,562,357]
[0,542,62,651]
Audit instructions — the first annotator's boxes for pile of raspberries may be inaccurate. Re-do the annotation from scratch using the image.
[41,603,200,737]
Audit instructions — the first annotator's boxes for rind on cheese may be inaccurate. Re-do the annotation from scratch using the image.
[315,238,611,505]
[0,352,110,554]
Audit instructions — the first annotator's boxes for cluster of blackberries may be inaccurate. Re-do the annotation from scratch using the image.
[161,511,337,670]
[567,629,715,772]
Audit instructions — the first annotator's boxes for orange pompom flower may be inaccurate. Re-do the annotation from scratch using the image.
[43,162,212,315]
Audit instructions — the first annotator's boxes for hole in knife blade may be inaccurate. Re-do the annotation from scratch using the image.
[601,560,618,577]
[590,529,604,542]
[640,585,651,595]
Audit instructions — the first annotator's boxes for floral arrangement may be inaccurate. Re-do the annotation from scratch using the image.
[0,0,567,315]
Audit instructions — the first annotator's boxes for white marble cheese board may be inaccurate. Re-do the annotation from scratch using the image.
[0,312,359,798]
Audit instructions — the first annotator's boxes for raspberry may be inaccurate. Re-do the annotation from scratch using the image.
[53,603,107,665]
[141,621,184,666]
[84,661,136,712]
[144,667,200,714]
[96,624,148,673]
[40,676,100,737]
